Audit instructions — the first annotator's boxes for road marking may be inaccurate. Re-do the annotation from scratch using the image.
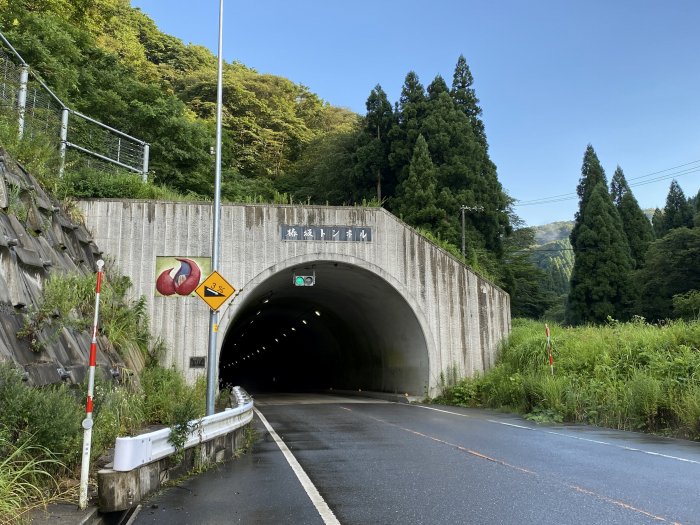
[255,408,341,525]
[489,421,700,465]
[351,406,682,524]
[411,404,700,465]
[566,484,681,524]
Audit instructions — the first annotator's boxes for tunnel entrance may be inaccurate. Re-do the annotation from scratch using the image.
[218,261,429,396]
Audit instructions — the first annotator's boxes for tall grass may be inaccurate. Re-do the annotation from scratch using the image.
[434,318,700,439]
[0,438,65,525]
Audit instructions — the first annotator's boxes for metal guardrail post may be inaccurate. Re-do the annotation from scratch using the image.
[142,143,150,182]
[17,65,28,139]
[59,108,69,177]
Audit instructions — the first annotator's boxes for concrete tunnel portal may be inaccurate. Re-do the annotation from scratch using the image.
[218,261,430,396]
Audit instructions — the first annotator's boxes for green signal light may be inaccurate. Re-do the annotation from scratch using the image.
[293,274,315,286]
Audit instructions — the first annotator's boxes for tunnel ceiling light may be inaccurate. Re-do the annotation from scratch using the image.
[315,310,321,317]
[291,327,296,331]
[256,310,261,315]
[275,338,279,342]
[257,350,260,353]
[302,320,307,324]
[263,298,269,304]
[282,333,286,337]
[262,346,266,350]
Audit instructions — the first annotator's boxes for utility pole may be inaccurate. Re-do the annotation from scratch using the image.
[460,205,484,258]
[206,0,225,416]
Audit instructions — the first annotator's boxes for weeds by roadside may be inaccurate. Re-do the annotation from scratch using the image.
[432,318,700,440]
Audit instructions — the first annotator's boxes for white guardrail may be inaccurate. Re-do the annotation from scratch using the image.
[112,387,254,472]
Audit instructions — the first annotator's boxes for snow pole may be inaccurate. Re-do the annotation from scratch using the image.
[545,323,554,376]
[79,259,104,510]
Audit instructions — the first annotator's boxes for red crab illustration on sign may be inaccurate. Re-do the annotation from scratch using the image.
[156,258,202,296]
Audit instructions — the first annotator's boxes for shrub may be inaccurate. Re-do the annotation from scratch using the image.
[0,364,82,466]
[141,366,205,426]
[91,378,146,461]
[57,169,147,199]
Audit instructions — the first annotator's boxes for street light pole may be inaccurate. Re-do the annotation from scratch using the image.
[460,205,484,258]
[206,0,224,416]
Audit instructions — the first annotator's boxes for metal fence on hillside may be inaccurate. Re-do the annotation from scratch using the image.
[0,31,149,180]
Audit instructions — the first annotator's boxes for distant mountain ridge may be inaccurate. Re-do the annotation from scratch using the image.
[532,221,573,245]
[530,221,574,297]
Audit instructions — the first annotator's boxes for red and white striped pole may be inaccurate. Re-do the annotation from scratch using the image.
[79,259,104,510]
[545,323,554,376]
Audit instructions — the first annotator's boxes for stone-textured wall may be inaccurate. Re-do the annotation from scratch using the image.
[79,200,511,395]
[0,150,124,386]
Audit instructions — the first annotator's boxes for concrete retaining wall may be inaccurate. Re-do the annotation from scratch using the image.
[98,422,251,512]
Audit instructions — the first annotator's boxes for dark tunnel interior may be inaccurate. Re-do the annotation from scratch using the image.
[218,261,429,396]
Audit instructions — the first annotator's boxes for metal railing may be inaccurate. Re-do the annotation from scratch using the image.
[0,31,149,181]
[112,387,254,472]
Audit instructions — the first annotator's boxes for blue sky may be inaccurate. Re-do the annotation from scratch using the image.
[131,0,699,227]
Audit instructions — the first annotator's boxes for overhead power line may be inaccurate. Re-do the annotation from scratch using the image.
[513,159,700,207]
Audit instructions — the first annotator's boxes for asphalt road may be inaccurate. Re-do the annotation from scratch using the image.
[133,393,700,525]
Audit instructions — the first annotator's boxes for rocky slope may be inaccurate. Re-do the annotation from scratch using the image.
[0,149,125,386]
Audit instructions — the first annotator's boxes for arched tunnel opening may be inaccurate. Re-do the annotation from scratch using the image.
[219,261,429,396]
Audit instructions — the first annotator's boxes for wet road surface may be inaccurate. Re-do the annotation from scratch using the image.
[133,393,700,524]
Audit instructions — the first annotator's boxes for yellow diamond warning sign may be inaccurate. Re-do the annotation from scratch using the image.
[195,271,235,311]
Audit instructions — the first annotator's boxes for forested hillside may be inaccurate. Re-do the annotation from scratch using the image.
[1,0,553,315]
[1,1,697,324]
[0,0,356,198]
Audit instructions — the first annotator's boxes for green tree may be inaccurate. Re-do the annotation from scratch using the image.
[420,72,510,256]
[651,208,665,238]
[638,227,700,320]
[610,165,629,206]
[450,54,486,146]
[388,71,427,182]
[662,180,694,233]
[570,145,608,248]
[501,223,556,319]
[354,85,394,202]
[277,130,357,205]
[567,181,634,325]
[611,167,654,268]
[394,135,444,230]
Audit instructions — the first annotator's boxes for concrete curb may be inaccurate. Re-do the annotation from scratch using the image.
[26,503,101,525]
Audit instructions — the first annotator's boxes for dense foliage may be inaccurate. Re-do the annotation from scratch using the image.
[561,145,698,325]
[0,2,553,312]
[1,1,697,323]
[434,318,700,440]
[0,0,356,200]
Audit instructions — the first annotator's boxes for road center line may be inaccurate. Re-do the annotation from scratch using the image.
[411,404,700,465]
[350,407,680,524]
[255,408,341,525]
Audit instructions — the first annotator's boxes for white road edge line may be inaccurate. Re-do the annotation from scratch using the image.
[255,408,341,525]
[411,404,700,465]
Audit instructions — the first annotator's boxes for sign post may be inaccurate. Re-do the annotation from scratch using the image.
[206,0,225,417]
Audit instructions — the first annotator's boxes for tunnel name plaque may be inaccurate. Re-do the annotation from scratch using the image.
[281,225,372,242]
